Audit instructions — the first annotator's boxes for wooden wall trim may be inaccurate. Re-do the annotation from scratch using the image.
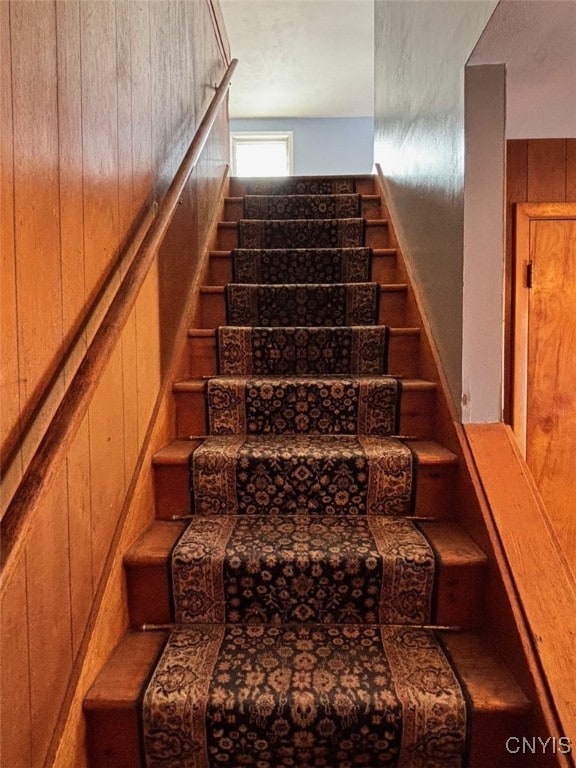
[465,423,576,743]
[0,58,238,593]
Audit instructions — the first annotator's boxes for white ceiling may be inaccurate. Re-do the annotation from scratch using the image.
[221,0,375,118]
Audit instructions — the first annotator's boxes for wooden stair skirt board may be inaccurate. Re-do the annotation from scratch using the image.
[84,174,534,768]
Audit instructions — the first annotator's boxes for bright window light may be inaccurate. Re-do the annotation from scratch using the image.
[231,132,293,177]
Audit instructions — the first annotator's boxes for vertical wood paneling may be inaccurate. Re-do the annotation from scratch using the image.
[25,470,72,766]
[66,416,93,656]
[56,0,85,353]
[88,344,126,584]
[135,261,162,442]
[0,566,31,768]
[527,139,567,202]
[0,1,22,502]
[150,1,172,196]
[81,0,119,303]
[130,1,152,212]
[2,3,231,767]
[11,0,63,418]
[122,310,140,476]
[566,139,576,200]
[116,1,133,236]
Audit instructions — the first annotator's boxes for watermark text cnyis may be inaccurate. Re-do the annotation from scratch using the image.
[505,736,572,755]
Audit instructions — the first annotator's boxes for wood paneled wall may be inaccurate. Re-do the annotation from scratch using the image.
[504,139,576,422]
[0,3,230,766]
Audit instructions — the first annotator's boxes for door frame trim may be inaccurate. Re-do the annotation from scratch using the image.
[512,202,576,453]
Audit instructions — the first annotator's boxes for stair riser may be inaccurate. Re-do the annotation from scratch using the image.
[85,709,141,768]
[152,454,457,522]
[216,220,390,250]
[199,286,407,329]
[208,250,398,285]
[188,330,421,378]
[224,196,382,222]
[126,549,486,632]
[173,386,434,439]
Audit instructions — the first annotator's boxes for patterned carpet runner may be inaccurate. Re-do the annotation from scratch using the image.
[226,283,379,327]
[238,218,364,249]
[191,435,415,517]
[143,625,466,768]
[232,247,372,284]
[172,516,435,625]
[243,194,361,220]
[205,376,401,435]
[142,181,468,767]
[238,176,357,195]
[217,326,390,375]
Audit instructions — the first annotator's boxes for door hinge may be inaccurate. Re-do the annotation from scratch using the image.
[526,260,534,289]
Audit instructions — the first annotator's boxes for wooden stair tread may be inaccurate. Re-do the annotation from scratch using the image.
[209,247,398,256]
[84,631,166,709]
[199,282,408,292]
[84,628,529,715]
[125,518,485,629]
[126,518,484,569]
[153,437,456,467]
[188,325,421,338]
[172,376,437,393]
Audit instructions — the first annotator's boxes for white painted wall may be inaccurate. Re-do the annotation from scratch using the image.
[373,0,498,415]
[375,0,576,422]
[462,65,506,422]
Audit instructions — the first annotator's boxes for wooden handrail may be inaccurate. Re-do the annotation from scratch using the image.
[0,58,238,585]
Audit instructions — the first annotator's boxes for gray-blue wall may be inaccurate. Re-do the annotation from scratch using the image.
[231,117,374,175]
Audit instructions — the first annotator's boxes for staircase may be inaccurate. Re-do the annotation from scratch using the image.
[84,175,531,768]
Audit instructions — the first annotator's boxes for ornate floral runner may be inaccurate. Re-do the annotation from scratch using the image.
[142,176,469,768]
[239,176,356,195]
[191,435,415,517]
[226,283,379,327]
[171,516,435,625]
[142,624,467,768]
[206,376,401,436]
[232,247,371,284]
[217,326,390,375]
[238,218,364,249]
[243,194,361,220]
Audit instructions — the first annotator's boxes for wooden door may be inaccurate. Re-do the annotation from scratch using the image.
[513,203,576,564]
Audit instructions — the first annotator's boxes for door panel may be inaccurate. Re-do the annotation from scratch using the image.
[527,219,576,484]
[521,213,576,566]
